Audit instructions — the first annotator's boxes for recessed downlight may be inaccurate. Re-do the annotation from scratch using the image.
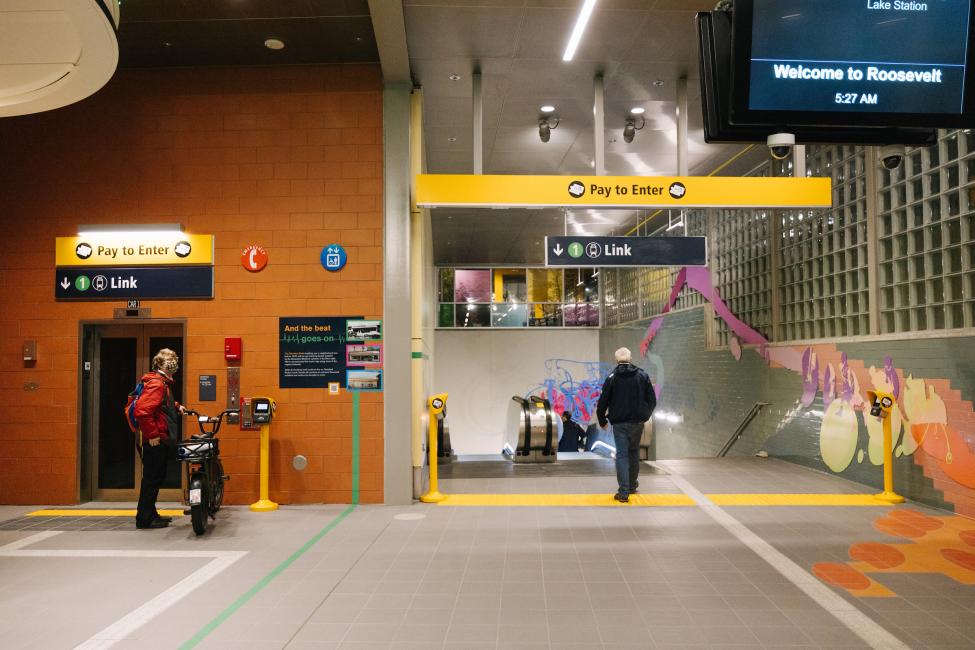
[630,107,646,115]
[652,79,665,87]
[540,105,556,113]
[447,137,457,142]
[264,38,285,50]
[449,73,461,81]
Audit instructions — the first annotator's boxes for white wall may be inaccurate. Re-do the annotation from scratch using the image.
[434,329,600,455]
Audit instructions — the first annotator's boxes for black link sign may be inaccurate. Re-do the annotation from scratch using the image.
[545,236,707,267]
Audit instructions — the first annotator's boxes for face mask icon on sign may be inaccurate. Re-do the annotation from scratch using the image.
[174,241,192,257]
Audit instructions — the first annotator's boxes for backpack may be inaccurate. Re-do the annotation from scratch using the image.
[124,381,144,433]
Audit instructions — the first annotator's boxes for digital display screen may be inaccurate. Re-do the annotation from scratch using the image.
[255,403,269,412]
[745,0,972,115]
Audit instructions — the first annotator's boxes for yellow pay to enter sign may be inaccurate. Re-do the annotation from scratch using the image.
[56,233,215,267]
[415,174,833,209]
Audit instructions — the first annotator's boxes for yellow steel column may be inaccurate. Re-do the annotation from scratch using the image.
[250,422,279,512]
[409,90,427,480]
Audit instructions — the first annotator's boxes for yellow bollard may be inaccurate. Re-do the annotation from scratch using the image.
[249,397,279,512]
[420,393,448,503]
[868,390,905,504]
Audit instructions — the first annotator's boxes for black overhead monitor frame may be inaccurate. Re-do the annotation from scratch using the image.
[729,0,975,128]
[696,11,937,145]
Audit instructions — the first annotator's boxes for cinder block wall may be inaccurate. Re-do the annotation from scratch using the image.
[0,66,384,505]
[600,307,974,515]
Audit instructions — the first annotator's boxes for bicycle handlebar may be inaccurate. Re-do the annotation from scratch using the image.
[181,408,240,436]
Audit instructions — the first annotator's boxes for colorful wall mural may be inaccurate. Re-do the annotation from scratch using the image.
[601,265,975,517]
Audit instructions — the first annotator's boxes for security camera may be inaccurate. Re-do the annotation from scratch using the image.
[622,116,645,144]
[879,144,906,171]
[767,132,795,161]
[538,116,560,143]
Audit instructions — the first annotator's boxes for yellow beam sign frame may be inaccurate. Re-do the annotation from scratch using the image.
[56,233,215,267]
[415,174,832,209]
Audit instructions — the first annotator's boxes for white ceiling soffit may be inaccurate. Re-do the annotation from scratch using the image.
[0,0,120,118]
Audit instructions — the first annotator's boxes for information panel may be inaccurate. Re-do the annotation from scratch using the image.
[745,0,972,115]
[545,236,707,268]
[55,266,214,300]
[279,317,359,389]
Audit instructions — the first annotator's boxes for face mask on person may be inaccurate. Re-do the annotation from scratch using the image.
[162,358,179,375]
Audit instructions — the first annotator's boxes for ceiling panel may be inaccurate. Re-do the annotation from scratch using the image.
[405,1,758,264]
[403,6,526,59]
[117,0,378,67]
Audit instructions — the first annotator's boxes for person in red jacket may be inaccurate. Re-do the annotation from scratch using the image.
[134,348,185,529]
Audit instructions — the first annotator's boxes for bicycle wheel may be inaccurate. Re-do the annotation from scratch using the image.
[189,476,207,536]
[211,462,224,514]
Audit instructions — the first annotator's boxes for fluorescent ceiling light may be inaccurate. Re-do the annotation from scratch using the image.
[630,107,645,115]
[540,105,556,113]
[562,0,598,62]
[78,223,183,236]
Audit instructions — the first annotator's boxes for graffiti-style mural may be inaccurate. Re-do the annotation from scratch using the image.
[639,266,975,517]
[813,509,975,597]
[524,358,611,423]
[525,353,666,424]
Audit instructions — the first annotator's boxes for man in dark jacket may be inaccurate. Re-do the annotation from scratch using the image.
[596,347,656,503]
[558,410,587,453]
[133,348,184,529]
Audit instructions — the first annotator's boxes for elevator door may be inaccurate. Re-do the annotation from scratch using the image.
[86,323,184,501]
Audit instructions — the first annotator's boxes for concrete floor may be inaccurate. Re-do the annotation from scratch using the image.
[1,458,973,649]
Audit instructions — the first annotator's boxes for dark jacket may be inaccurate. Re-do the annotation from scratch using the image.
[558,417,587,452]
[134,371,179,443]
[595,363,656,427]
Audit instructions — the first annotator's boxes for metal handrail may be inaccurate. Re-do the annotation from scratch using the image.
[718,402,769,457]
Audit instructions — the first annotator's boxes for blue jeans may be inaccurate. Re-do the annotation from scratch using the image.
[612,422,644,496]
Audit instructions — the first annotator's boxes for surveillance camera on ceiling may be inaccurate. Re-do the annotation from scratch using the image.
[538,116,559,143]
[622,116,645,144]
[767,132,795,161]
[878,144,906,171]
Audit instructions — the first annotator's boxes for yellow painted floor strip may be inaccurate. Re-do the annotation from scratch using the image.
[434,493,900,507]
[708,494,894,506]
[437,493,696,507]
[28,509,185,517]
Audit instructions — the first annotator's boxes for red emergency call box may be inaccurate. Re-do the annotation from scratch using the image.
[224,337,242,361]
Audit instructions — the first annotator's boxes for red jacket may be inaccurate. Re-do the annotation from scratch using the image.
[134,371,179,443]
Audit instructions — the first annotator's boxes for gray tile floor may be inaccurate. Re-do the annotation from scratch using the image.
[0,458,973,649]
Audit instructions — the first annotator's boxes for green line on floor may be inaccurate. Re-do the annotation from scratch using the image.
[178,504,355,650]
[352,391,360,505]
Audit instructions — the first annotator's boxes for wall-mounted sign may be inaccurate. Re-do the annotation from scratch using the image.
[55,266,213,300]
[415,174,832,209]
[279,317,361,389]
[56,233,214,267]
[241,245,268,272]
[320,244,347,272]
[545,236,708,267]
[199,375,217,402]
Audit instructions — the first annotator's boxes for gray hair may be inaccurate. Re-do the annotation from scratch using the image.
[615,347,632,363]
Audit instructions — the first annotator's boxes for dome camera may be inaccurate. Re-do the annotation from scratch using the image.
[767,132,795,161]
[879,144,906,171]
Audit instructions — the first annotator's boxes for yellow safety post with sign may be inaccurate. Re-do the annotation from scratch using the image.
[867,390,905,504]
[248,396,279,512]
[420,393,448,503]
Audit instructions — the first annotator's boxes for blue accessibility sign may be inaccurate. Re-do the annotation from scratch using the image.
[320,244,347,272]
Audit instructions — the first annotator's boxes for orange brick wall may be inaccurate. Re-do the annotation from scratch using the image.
[0,65,384,505]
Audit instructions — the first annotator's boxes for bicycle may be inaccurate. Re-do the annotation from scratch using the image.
[177,408,237,536]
